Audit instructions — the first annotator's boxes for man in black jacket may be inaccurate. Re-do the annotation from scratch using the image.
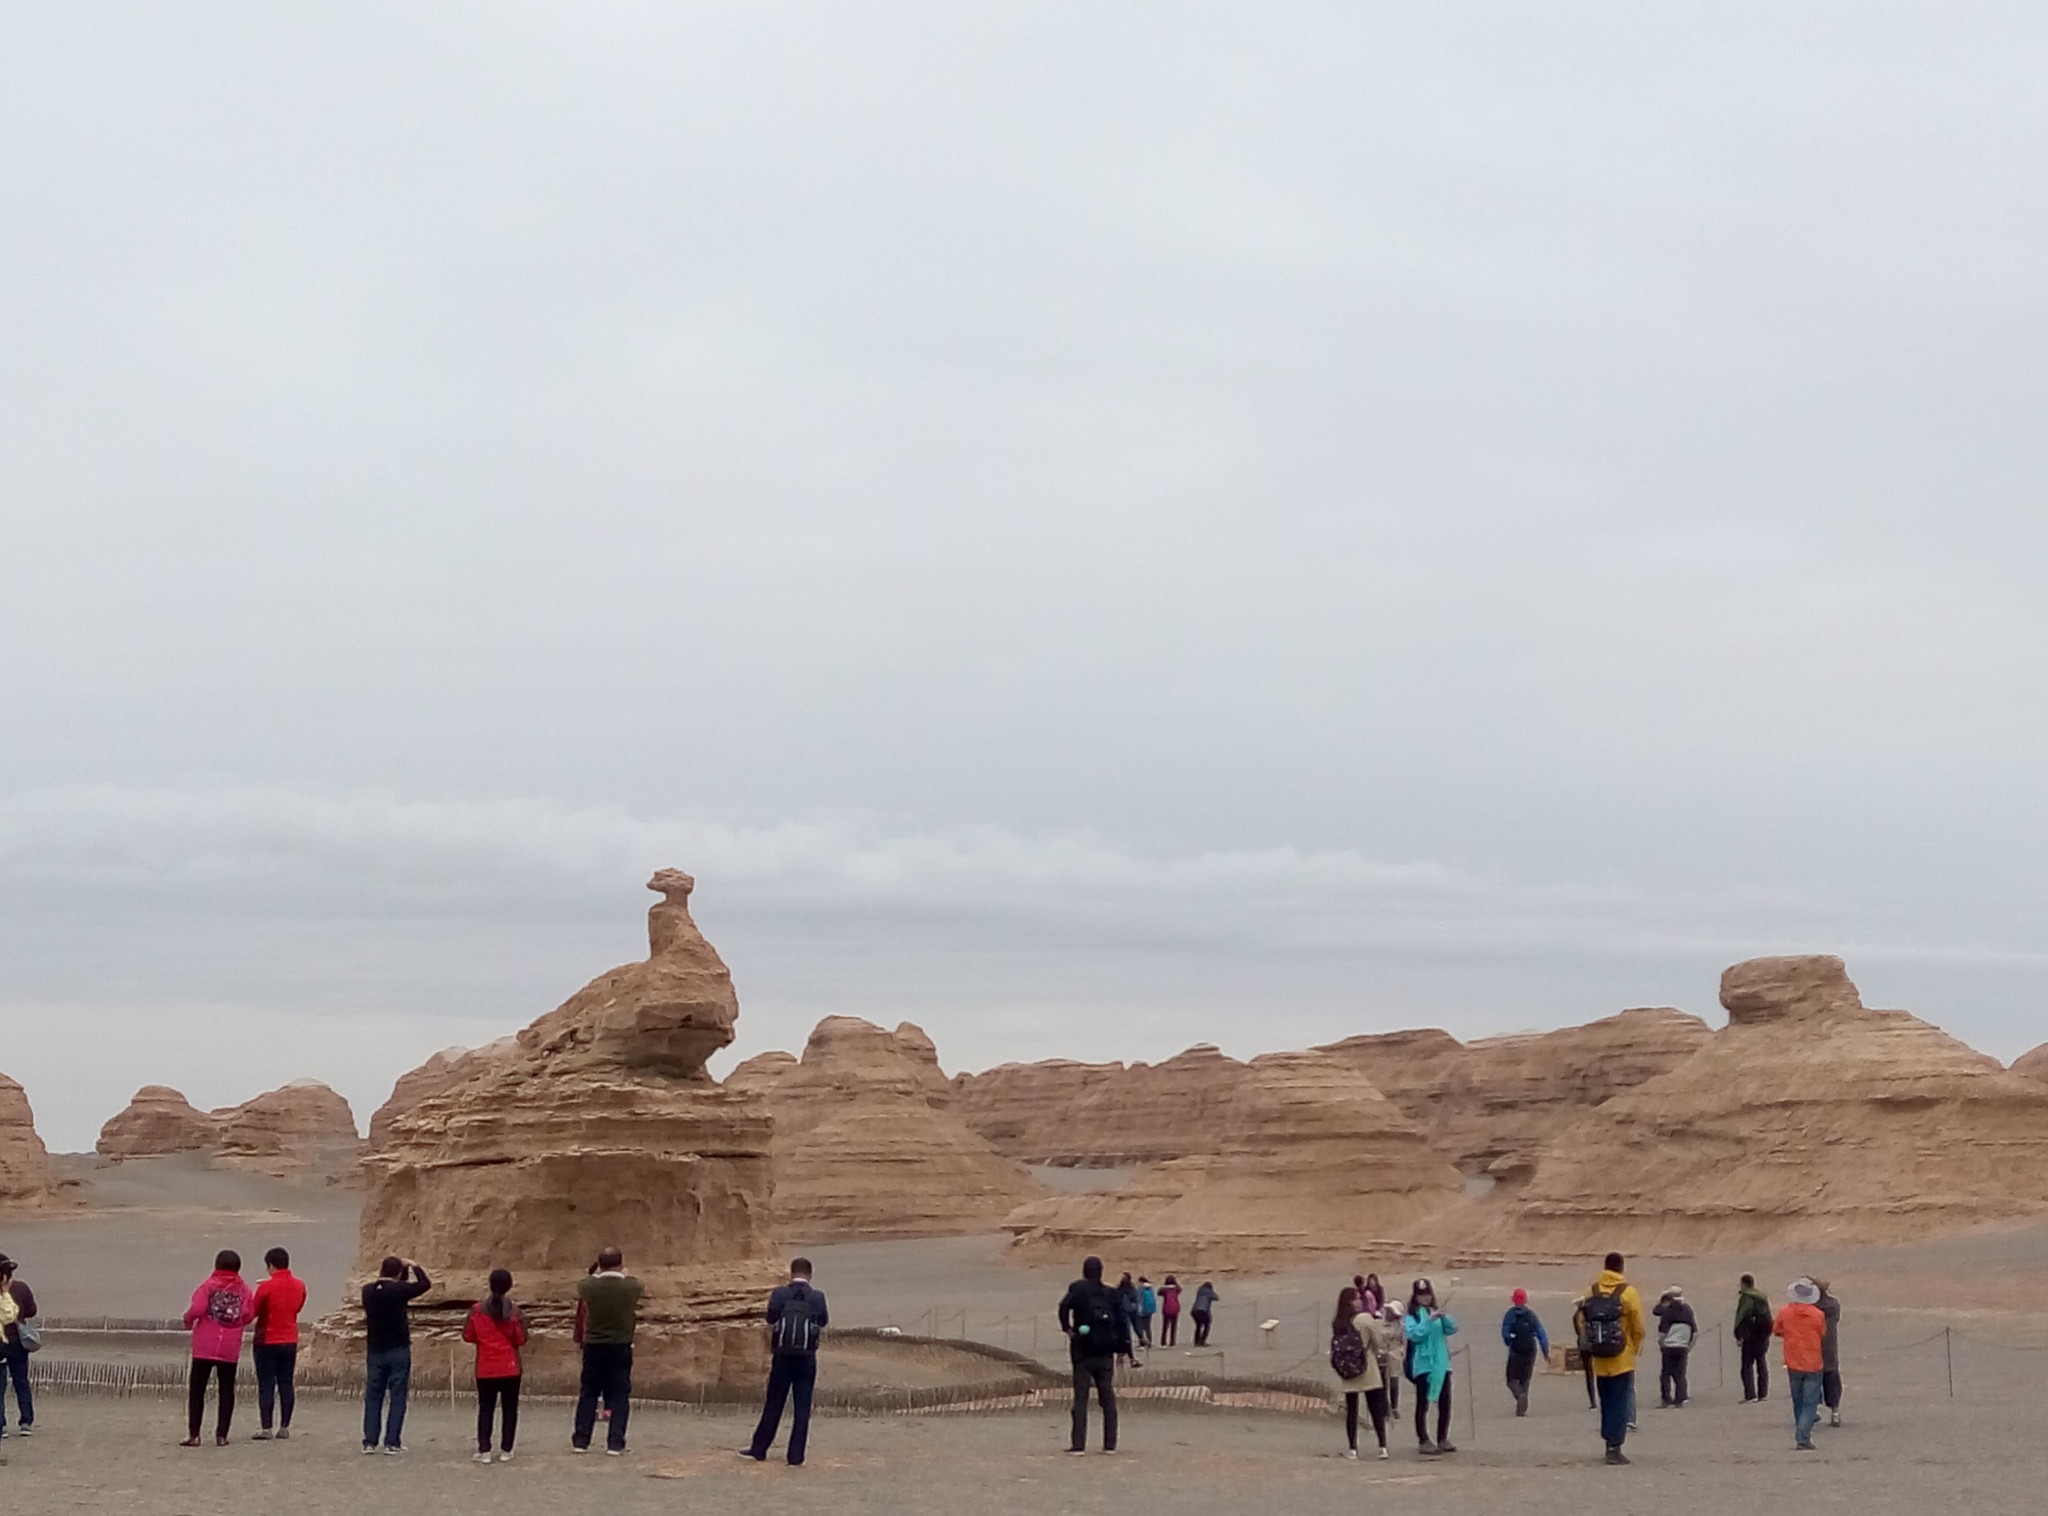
[743,1259,828,1467]
[1057,1256,1131,1453]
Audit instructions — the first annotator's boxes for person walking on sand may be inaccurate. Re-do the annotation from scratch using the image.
[1814,1279,1844,1427]
[1158,1276,1182,1346]
[573,1247,643,1455]
[744,1258,829,1466]
[1653,1286,1697,1408]
[0,1255,38,1447]
[1402,1278,1458,1455]
[1500,1288,1550,1417]
[248,1247,307,1441]
[1578,1252,1646,1466]
[1735,1274,1773,1402]
[1775,1278,1827,1449]
[1191,1280,1219,1347]
[360,1255,431,1454]
[1058,1255,1131,1453]
[464,1269,527,1463]
[1328,1285,1392,1460]
[182,1250,256,1447]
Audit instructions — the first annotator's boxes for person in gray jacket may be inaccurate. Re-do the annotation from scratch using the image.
[1815,1279,1843,1426]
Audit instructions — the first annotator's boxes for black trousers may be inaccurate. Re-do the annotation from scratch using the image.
[1343,1387,1389,1450]
[573,1343,632,1451]
[1741,1339,1770,1400]
[253,1343,297,1430]
[1822,1369,1842,1411]
[473,1368,520,1450]
[1190,1311,1211,1346]
[1070,1354,1117,1451]
[1660,1347,1690,1405]
[1506,1348,1536,1414]
[1412,1372,1452,1446]
[750,1353,817,1465]
[188,1359,236,1440]
[1160,1314,1178,1346]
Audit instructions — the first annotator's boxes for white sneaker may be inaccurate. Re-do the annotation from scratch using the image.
[474,1452,492,1464]
[1345,1448,1358,1460]
[498,1451,514,1462]
[1378,1447,1390,1460]
[605,1448,624,1457]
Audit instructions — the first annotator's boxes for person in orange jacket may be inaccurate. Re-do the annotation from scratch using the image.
[1774,1279,1827,1450]
[463,1269,529,1464]
[1578,1252,1647,1465]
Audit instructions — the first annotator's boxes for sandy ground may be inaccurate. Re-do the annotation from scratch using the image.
[2,1355,2037,1516]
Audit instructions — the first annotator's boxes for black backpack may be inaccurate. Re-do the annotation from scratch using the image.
[772,1285,822,1355]
[1579,1284,1627,1359]
[1329,1325,1368,1380]
[1073,1284,1121,1347]
[1507,1308,1539,1353]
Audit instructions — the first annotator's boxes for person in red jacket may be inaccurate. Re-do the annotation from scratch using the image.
[181,1251,257,1447]
[249,1247,308,1440]
[462,1269,528,1463]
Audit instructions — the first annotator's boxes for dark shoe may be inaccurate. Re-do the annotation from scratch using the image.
[1606,1447,1631,1466]
[276,1428,290,1441]
[1418,1443,1441,1456]
[1437,1442,1456,1454]
[180,1437,202,1448]
[1795,1441,1815,1451]
[215,1436,230,1448]
[739,1448,767,1461]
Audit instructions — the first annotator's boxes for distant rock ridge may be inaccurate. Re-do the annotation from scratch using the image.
[950,1044,1253,1168]
[733,1016,1046,1242]
[1492,955,2048,1250]
[97,1080,363,1176]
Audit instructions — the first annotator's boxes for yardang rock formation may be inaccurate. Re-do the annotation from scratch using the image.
[351,869,776,1394]
[97,1081,363,1177]
[733,1017,1045,1242]
[0,1073,65,1212]
[1496,955,2048,1251]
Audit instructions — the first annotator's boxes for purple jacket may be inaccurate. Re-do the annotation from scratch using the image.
[184,1271,257,1363]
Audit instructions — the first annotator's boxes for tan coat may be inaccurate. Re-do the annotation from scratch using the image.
[1327,1311,1388,1393]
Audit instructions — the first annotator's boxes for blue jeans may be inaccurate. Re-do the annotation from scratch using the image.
[1596,1369,1633,1449]
[1789,1368,1823,1446]
[0,1343,32,1433]
[364,1347,412,1449]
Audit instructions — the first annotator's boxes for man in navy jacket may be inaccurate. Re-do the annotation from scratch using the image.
[743,1259,829,1466]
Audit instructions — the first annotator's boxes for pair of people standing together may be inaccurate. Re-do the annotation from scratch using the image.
[1327,1277,1458,1457]
[181,1248,307,1446]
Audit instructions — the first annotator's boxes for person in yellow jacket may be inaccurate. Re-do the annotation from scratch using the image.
[1578,1252,1647,1466]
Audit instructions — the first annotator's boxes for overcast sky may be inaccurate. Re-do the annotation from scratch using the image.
[5,4,2046,1151]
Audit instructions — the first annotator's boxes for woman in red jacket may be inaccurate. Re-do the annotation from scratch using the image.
[462,1269,528,1463]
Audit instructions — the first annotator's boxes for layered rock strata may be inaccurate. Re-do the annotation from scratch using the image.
[96,1085,219,1158]
[215,1081,364,1175]
[339,870,777,1396]
[1003,1050,1465,1268]
[0,1074,64,1211]
[951,1044,1254,1167]
[744,1018,1045,1242]
[1497,956,2048,1250]
[1317,1007,1713,1180]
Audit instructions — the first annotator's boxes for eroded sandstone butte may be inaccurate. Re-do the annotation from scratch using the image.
[96,1084,219,1158]
[1497,955,2048,1251]
[1003,1049,1465,1268]
[0,1073,64,1212]
[214,1081,364,1175]
[951,1044,1256,1167]
[1318,1007,1713,1181]
[348,869,776,1395]
[2009,1043,2048,1082]
[737,1017,1045,1241]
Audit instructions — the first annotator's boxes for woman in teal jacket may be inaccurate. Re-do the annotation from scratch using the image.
[1402,1278,1458,1455]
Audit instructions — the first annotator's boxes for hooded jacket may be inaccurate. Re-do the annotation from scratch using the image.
[184,1270,258,1364]
[1192,1283,1219,1314]
[1818,1291,1841,1372]
[1501,1303,1549,1358]
[1654,1294,1698,1349]
[1401,1306,1458,1379]
[1583,1270,1647,1378]
[464,1300,529,1380]
[1059,1274,1132,1363]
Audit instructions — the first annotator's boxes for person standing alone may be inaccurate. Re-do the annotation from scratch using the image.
[1653,1286,1697,1408]
[1814,1279,1844,1427]
[1775,1279,1827,1450]
[1058,1256,1130,1453]
[0,1255,37,1445]
[360,1255,431,1454]
[1734,1274,1773,1403]
[249,1247,307,1440]
[1578,1253,1646,1466]
[464,1268,527,1463]
[1500,1288,1549,1417]
[182,1251,256,1447]
[1158,1276,1182,1346]
[573,1247,643,1455]
[744,1258,828,1466]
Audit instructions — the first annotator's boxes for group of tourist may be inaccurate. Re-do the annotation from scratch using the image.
[1102,1271,1219,1363]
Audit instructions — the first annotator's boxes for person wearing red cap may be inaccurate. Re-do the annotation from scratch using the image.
[1499,1289,1550,1417]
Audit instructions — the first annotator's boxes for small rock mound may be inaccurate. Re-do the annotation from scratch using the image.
[215,1081,363,1174]
[97,1085,218,1159]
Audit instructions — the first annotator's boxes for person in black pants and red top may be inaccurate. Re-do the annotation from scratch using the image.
[249,1247,307,1440]
[1058,1256,1132,1453]
[742,1259,829,1466]
[463,1269,528,1463]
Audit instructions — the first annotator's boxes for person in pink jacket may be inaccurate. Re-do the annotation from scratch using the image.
[181,1250,257,1447]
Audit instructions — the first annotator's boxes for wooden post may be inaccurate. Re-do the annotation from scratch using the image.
[1946,1326,1954,1398]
